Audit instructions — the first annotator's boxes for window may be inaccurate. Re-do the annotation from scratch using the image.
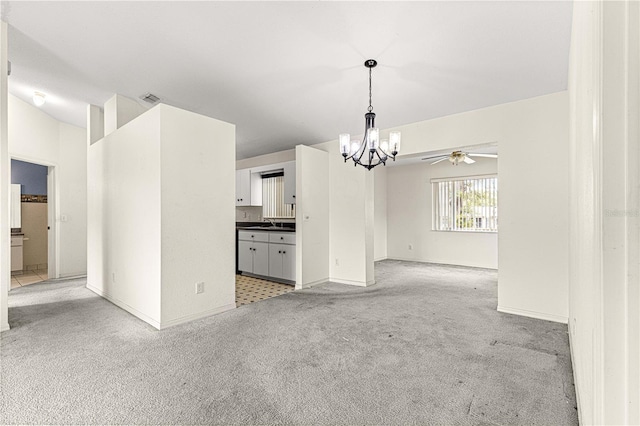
[432,175,498,232]
[262,175,295,219]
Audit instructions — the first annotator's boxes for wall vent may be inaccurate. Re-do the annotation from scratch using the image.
[140,93,160,104]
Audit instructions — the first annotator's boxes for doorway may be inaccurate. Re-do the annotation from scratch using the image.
[10,159,57,289]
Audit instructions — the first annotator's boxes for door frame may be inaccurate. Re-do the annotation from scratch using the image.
[9,155,59,279]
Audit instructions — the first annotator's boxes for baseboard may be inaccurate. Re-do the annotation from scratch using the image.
[159,303,236,330]
[59,272,87,279]
[388,256,498,270]
[1,322,9,332]
[497,305,568,324]
[296,278,328,289]
[374,256,388,262]
[568,322,584,425]
[330,278,376,287]
[86,284,161,330]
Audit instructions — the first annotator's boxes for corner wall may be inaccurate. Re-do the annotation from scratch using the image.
[87,104,236,329]
[386,92,569,323]
[568,1,640,424]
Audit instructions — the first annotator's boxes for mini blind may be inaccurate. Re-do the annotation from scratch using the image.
[262,176,295,219]
[432,175,498,232]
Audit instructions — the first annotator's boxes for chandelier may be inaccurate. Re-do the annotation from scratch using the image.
[339,59,401,170]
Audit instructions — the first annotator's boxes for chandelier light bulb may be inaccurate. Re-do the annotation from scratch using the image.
[32,92,46,107]
[339,133,351,156]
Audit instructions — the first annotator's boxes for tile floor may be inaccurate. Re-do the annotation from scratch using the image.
[11,271,291,307]
[11,270,48,289]
[235,274,294,307]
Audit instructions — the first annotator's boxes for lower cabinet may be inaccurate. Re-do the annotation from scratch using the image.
[268,243,295,281]
[238,230,295,283]
[238,240,269,276]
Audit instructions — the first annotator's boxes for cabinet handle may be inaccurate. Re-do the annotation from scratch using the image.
[283,251,286,254]
[280,237,283,240]
[293,195,296,198]
[278,250,281,254]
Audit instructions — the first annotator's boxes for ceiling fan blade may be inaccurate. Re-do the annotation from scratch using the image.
[463,157,476,164]
[421,155,448,161]
[430,158,448,165]
[468,153,498,158]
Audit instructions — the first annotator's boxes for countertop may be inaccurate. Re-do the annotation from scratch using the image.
[236,222,295,232]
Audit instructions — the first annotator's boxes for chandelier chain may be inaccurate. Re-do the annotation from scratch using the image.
[368,66,373,113]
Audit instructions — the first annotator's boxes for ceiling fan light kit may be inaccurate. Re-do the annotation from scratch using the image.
[422,150,498,166]
[339,59,401,170]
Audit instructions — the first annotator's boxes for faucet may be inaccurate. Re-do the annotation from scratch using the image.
[264,218,276,227]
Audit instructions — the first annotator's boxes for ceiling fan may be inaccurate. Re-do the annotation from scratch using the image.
[421,150,498,165]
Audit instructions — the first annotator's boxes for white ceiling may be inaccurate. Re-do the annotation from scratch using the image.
[3,1,572,160]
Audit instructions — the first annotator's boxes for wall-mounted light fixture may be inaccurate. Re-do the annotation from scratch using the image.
[32,91,46,107]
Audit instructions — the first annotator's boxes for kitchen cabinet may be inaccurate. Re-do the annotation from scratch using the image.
[10,184,21,228]
[283,161,296,205]
[238,231,269,276]
[236,169,262,206]
[238,230,296,283]
[11,235,23,272]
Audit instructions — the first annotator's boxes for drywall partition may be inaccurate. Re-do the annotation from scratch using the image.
[87,104,104,145]
[387,157,498,269]
[58,123,87,277]
[104,94,148,137]
[568,1,640,424]
[374,166,387,261]
[0,22,9,332]
[313,140,375,287]
[159,105,236,326]
[8,95,87,279]
[385,92,569,322]
[87,104,236,329]
[295,145,329,288]
[87,107,163,326]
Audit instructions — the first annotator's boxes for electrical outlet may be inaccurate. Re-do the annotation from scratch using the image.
[335,258,339,266]
[195,282,204,294]
[112,272,116,283]
[408,244,413,250]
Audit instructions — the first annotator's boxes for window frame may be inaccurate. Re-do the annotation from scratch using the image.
[431,173,498,233]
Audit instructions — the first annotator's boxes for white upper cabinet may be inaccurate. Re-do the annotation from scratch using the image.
[283,161,296,205]
[235,168,262,206]
[10,184,21,228]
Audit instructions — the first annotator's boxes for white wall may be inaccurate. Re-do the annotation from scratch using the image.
[0,22,8,332]
[87,107,163,325]
[568,1,640,424]
[387,157,498,269]
[58,123,87,277]
[374,166,387,261]
[104,94,148,137]
[295,145,329,288]
[8,95,87,278]
[87,104,236,329]
[386,92,569,323]
[159,105,236,325]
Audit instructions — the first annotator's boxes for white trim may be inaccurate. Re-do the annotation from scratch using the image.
[430,173,497,184]
[296,278,327,290]
[374,256,388,262]
[497,305,568,324]
[158,303,236,330]
[329,278,376,287]
[1,321,9,332]
[86,283,161,330]
[568,322,585,425]
[387,256,498,271]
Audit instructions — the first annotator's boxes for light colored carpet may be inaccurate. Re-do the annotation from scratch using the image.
[0,260,577,425]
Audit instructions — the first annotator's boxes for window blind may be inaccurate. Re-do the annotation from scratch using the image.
[432,175,498,232]
[262,176,295,219]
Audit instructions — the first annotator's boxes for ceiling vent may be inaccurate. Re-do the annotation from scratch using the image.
[140,93,160,104]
